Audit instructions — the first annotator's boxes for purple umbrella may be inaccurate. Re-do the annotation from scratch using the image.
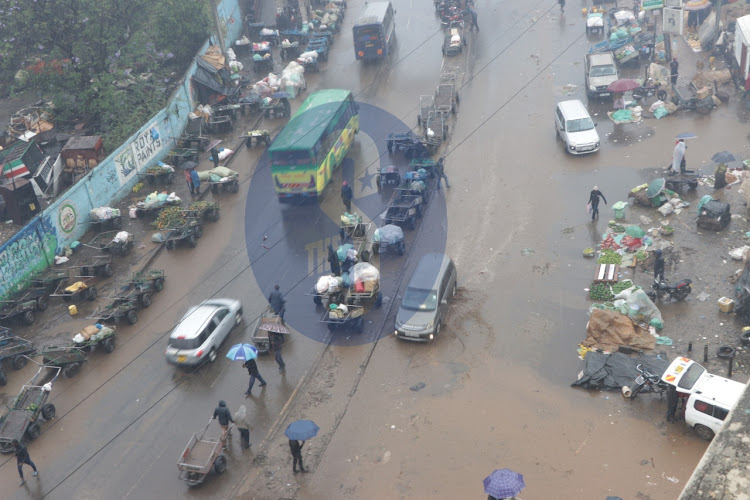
[483,469,526,498]
[607,79,641,93]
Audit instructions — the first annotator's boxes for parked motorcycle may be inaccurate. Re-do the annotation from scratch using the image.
[632,80,668,102]
[671,84,715,115]
[623,364,669,399]
[647,278,692,302]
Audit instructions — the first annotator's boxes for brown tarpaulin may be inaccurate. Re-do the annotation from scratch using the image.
[583,308,656,352]
[201,45,226,70]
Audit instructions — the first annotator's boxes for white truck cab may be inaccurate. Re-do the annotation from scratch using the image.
[661,357,746,440]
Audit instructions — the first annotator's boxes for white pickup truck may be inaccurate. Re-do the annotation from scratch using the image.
[584,51,619,99]
[661,357,747,440]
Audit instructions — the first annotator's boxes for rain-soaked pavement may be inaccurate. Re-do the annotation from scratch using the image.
[2,0,750,498]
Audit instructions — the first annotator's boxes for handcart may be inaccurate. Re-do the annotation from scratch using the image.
[51,276,98,303]
[409,158,438,178]
[396,173,430,205]
[71,254,114,278]
[347,262,383,308]
[280,41,302,61]
[320,304,364,333]
[208,173,240,194]
[89,299,139,325]
[423,111,448,152]
[377,165,400,190]
[279,29,310,44]
[309,275,348,308]
[371,224,405,256]
[0,292,42,326]
[0,329,35,385]
[435,73,459,115]
[29,269,69,294]
[261,92,291,118]
[251,307,290,354]
[187,201,221,223]
[126,269,166,295]
[83,230,135,257]
[177,419,231,487]
[0,365,60,453]
[417,95,436,129]
[89,209,123,232]
[165,218,203,250]
[241,129,271,148]
[340,221,372,262]
[144,164,176,186]
[207,114,233,134]
[166,148,199,168]
[385,194,422,230]
[72,324,117,354]
[214,104,242,121]
[305,37,330,62]
[179,117,210,152]
[40,344,87,377]
[442,21,466,56]
[260,28,281,46]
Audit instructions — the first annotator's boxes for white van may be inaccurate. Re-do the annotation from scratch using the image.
[554,100,600,154]
[661,357,747,440]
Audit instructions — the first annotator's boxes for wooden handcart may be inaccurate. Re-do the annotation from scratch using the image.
[251,307,290,354]
[177,419,231,487]
[39,345,87,378]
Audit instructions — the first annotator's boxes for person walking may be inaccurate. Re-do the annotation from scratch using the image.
[558,0,565,12]
[234,404,252,449]
[13,439,38,486]
[243,358,267,395]
[341,180,353,212]
[269,331,286,373]
[670,57,679,85]
[328,244,341,276]
[436,156,450,189]
[289,439,306,473]
[465,7,479,31]
[268,284,286,321]
[184,167,195,195]
[210,146,220,169]
[588,186,607,221]
[671,139,687,174]
[190,167,201,195]
[653,249,665,283]
[213,400,234,438]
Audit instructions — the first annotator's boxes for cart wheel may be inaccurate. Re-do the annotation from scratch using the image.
[121,243,131,256]
[313,295,322,305]
[23,310,35,325]
[246,137,253,148]
[36,296,48,311]
[64,362,81,378]
[0,369,6,386]
[361,250,370,262]
[113,216,123,230]
[140,292,153,308]
[126,310,138,325]
[375,292,383,308]
[166,240,175,250]
[229,180,239,193]
[398,241,405,256]
[42,403,56,420]
[154,278,165,291]
[187,235,198,248]
[103,338,116,354]
[25,423,41,441]
[194,225,203,239]
[87,287,98,301]
[12,354,27,370]
[372,243,380,255]
[658,89,668,101]
[63,293,72,302]
[167,172,175,184]
[103,263,114,277]
[212,183,219,194]
[209,210,220,222]
[214,454,228,474]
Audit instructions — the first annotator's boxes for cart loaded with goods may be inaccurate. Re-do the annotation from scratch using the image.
[89,206,123,232]
[372,224,405,256]
[311,274,348,307]
[347,262,383,307]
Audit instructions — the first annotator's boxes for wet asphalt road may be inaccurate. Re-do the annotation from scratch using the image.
[2,0,749,498]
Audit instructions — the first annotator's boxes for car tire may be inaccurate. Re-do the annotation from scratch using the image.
[694,424,714,441]
[235,310,243,325]
[435,322,441,338]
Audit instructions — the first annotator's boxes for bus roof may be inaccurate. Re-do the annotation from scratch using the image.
[354,1,391,26]
[268,89,352,153]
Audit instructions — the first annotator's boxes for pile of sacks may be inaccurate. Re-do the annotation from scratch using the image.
[90,207,120,221]
[328,302,348,319]
[373,224,403,245]
[191,104,213,121]
[142,191,179,210]
[351,262,379,293]
[297,50,319,65]
[197,166,238,183]
[252,73,281,97]
[112,231,130,244]
[226,47,243,73]
[316,275,344,294]
[280,62,306,98]
[73,324,115,344]
[340,212,362,226]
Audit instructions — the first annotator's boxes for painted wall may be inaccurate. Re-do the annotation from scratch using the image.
[0,0,243,299]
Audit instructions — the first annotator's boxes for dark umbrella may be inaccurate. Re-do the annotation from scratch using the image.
[647,178,666,199]
[483,469,526,498]
[675,132,697,140]
[711,151,736,164]
[607,79,640,93]
[284,420,319,440]
[181,160,198,170]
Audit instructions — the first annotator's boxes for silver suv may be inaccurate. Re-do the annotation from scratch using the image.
[165,298,243,367]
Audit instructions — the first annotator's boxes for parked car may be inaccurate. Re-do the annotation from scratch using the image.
[584,51,618,99]
[165,298,243,367]
[555,100,600,155]
[394,253,457,342]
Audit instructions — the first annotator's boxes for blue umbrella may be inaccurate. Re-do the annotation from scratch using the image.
[675,132,697,140]
[483,469,526,498]
[711,151,736,164]
[284,419,320,440]
[226,344,257,361]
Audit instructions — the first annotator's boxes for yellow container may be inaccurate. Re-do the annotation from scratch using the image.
[718,297,734,313]
[68,304,78,316]
[582,7,587,15]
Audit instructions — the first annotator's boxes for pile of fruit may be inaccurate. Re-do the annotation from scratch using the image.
[590,282,614,301]
[598,249,622,265]
[152,206,186,230]
[600,234,621,250]
[189,201,214,212]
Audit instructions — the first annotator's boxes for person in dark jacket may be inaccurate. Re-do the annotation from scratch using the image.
[653,249,665,282]
[289,439,306,473]
[243,358,267,395]
[13,439,38,486]
[190,167,201,195]
[588,186,607,221]
[436,156,450,189]
[328,244,341,276]
[558,0,565,12]
[670,57,679,85]
[341,181,353,212]
[268,284,286,321]
[184,167,195,195]
[213,400,234,435]
[210,146,220,168]
[465,7,479,31]
[269,331,286,372]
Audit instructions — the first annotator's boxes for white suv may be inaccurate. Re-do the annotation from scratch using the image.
[165,298,242,367]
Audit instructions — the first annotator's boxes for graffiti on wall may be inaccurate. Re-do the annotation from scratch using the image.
[0,215,56,298]
[114,123,163,185]
[58,201,77,234]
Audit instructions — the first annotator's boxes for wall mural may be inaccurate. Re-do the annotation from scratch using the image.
[0,215,57,298]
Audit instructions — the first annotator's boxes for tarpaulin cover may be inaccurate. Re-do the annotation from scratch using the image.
[572,352,671,391]
[583,308,656,352]
[192,56,240,104]
[373,224,403,244]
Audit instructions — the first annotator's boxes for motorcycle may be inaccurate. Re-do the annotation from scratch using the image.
[647,278,692,302]
[623,364,669,399]
[632,80,668,102]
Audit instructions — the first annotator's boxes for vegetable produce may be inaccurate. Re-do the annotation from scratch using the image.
[635,250,648,262]
[611,280,633,294]
[598,249,622,265]
[146,165,170,174]
[188,201,216,212]
[589,282,614,301]
[583,248,595,258]
[152,206,186,230]
[600,234,621,251]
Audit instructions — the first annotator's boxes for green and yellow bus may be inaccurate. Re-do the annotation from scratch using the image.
[269,89,359,203]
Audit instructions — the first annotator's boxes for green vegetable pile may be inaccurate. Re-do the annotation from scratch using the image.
[597,249,622,265]
[611,280,633,294]
[590,282,614,301]
[146,165,170,175]
[188,201,216,213]
[152,206,186,229]
[635,250,648,262]
[608,222,626,233]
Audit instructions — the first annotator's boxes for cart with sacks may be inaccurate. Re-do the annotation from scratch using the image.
[320,303,364,333]
[372,224,405,256]
[310,274,348,308]
[89,206,123,232]
[72,324,117,354]
[83,230,135,257]
[347,262,383,308]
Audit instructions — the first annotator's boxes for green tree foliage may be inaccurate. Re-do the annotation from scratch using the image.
[0,0,211,150]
